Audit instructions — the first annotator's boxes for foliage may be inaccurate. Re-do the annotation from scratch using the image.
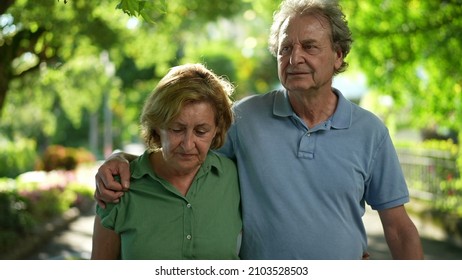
[396,139,462,235]
[347,2,462,231]
[437,179,462,212]
[179,9,280,98]
[427,138,462,226]
[1,0,126,154]
[432,174,462,238]
[114,0,242,24]
[0,189,36,254]
[0,136,38,178]
[396,139,458,192]
[0,187,36,233]
[1,0,267,157]
[342,1,462,134]
[21,186,77,221]
[396,138,459,155]
[0,169,95,257]
[66,182,96,212]
[37,145,96,172]
[115,0,166,22]
[2,0,462,161]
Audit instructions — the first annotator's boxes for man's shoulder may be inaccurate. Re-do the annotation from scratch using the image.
[347,103,391,143]
[352,103,387,128]
[232,89,282,118]
[234,89,281,106]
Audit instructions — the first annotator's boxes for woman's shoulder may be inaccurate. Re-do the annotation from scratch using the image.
[208,151,237,172]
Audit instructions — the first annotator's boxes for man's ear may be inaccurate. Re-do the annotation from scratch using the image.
[334,45,344,70]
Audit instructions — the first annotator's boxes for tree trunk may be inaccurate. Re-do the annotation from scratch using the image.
[0,44,12,118]
[0,0,15,118]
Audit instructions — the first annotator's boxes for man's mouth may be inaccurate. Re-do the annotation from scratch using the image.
[287,70,311,75]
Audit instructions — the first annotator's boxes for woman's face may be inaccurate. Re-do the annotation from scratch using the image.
[157,101,217,174]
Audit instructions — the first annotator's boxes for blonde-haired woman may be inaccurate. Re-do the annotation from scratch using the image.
[91,64,241,259]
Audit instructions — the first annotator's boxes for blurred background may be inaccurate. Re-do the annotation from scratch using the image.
[1,0,461,259]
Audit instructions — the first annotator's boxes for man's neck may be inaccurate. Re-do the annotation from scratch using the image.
[287,88,338,128]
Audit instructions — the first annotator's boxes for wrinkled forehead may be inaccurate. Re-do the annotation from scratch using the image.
[283,12,331,32]
[278,13,332,43]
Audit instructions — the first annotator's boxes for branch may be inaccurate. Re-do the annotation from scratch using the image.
[0,0,15,15]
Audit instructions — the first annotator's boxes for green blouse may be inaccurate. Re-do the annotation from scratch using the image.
[96,150,242,260]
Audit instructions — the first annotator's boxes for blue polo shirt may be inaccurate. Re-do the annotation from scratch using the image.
[217,88,409,259]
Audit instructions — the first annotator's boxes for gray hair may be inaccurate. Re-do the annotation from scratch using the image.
[268,0,353,74]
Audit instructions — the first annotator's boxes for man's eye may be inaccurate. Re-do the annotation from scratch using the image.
[279,46,291,55]
[304,44,321,54]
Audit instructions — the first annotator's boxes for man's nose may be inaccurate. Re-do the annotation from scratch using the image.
[290,44,304,65]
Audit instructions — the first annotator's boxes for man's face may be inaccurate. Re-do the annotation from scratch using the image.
[277,14,343,93]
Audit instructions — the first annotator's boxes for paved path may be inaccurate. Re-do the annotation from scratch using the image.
[26,206,462,260]
[25,212,95,260]
[363,206,462,260]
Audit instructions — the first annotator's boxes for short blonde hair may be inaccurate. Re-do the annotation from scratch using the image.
[140,63,234,151]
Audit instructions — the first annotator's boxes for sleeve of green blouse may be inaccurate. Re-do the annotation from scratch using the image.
[96,203,119,231]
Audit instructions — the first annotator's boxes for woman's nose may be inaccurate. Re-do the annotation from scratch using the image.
[181,131,195,150]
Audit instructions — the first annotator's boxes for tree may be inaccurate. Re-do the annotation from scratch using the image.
[5,0,460,158]
[0,0,251,158]
[0,0,244,118]
[342,1,462,138]
[0,0,125,118]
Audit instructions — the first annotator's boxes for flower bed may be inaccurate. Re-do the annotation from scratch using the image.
[0,164,97,259]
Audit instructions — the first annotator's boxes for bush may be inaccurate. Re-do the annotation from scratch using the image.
[67,182,96,213]
[0,169,96,256]
[0,188,36,233]
[0,137,38,178]
[436,179,462,213]
[0,185,36,253]
[397,139,462,237]
[38,145,96,171]
[20,187,77,222]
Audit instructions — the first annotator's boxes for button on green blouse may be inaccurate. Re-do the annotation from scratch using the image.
[96,150,242,260]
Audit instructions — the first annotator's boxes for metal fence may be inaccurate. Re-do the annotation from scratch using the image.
[396,148,459,201]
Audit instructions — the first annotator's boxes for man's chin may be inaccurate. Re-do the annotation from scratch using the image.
[285,84,316,93]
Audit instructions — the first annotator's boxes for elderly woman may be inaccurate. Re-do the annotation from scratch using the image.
[91,64,242,260]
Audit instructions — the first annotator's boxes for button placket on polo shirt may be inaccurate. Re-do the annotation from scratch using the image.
[183,198,194,258]
[181,162,212,259]
[297,119,332,159]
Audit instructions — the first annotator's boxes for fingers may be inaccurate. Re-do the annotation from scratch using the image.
[98,156,131,191]
[94,184,121,208]
[95,176,123,204]
[119,164,131,191]
[94,189,107,209]
[97,165,124,192]
[93,153,131,205]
